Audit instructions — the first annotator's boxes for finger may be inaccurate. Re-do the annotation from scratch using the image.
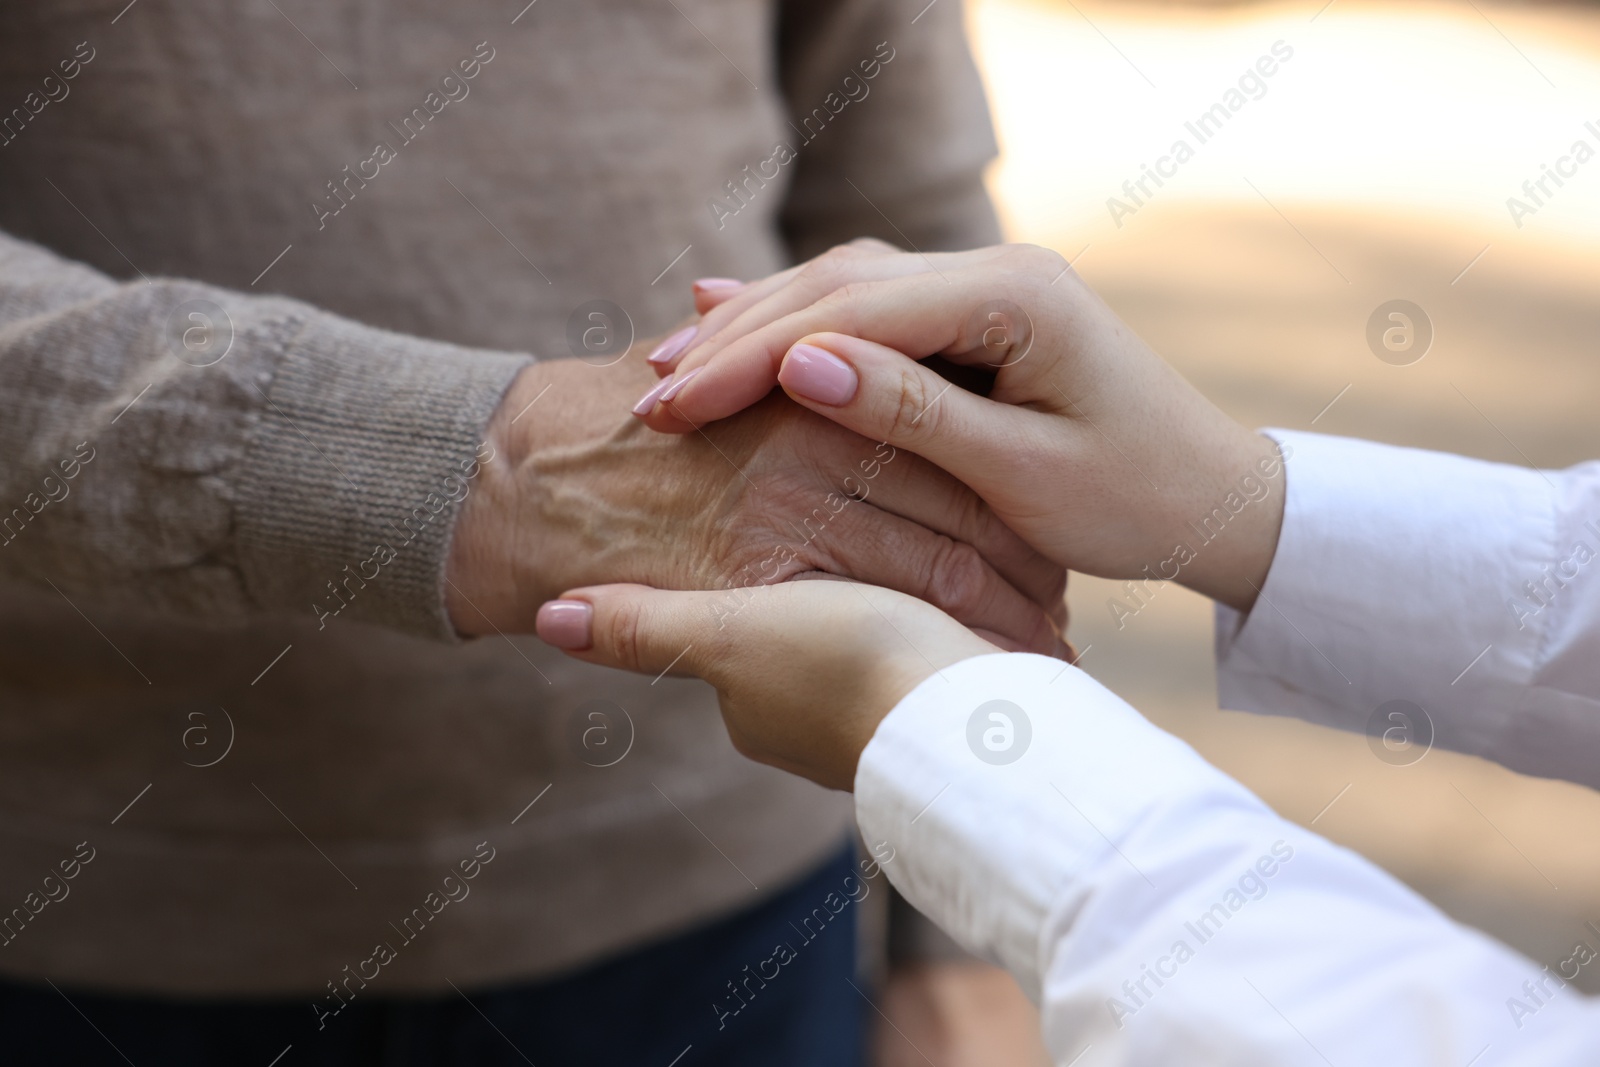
[689,240,1001,378]
[692,278,748,316]
[669,240,903,372]
[641,269,808,382]
[642,326,699,377]
[641,265,1023,430]
[842,444,1066,615]
[536,583,717,677]
[807,499,1060,656]
[541,581,1029,685]
[638,245,963,430]
[777,333,1048,508]
[693,263,804,330]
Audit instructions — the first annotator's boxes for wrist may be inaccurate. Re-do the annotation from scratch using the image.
[841,634,999,789]
[1174,429,1288,613]
[445,351,688,635]
[444,361,550,635]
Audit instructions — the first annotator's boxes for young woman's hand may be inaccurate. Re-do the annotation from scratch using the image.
[637,244,1287,613]
[534,580,997,792]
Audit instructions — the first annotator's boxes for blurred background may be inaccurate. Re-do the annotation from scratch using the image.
[917,0,1600,1059]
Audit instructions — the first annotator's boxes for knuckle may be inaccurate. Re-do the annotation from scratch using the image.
[797,256,845,293]
[810,282,868,337]
[801,243,876,293]
[1028,244,1071,282]
[887,367,938,443]
[819,277,864,304]
[955,488,995,550]
[1003,242,1065,274]
[923,538,992,618]
[848,236,897,254]
[1048,566,1069,606]
[600,601,647,672]
[818,242,860,267]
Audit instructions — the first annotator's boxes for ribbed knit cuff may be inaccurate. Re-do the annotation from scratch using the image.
[235,310,530,640]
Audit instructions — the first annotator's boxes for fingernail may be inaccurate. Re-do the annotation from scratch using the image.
[659,366,701,404]
[693,277,744,293]
[536,600,593,650]
[647,325,698,366]
[780,344,857,406]
[632,374,676,416]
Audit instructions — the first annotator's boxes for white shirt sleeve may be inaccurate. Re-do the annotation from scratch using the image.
[1217,430,1600,788]
[856,653,1600,1066]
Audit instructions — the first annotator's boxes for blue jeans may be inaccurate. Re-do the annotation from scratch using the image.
[0,842,864,1066]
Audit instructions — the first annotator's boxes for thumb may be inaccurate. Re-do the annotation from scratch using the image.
[536,583,719,678]
[776,332,1036,493]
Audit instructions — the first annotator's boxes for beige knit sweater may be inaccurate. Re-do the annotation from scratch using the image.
[0,0,999,994]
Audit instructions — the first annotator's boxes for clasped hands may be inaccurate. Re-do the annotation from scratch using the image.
[448,240,1288,791]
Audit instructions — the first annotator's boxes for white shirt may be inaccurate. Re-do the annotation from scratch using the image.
[855,430,1600,1066]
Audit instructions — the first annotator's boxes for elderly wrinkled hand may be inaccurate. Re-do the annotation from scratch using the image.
[446,339,1067,653]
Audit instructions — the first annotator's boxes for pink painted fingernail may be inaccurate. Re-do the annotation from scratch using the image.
[659,366,701,404]
[647,325,698,365]
[780,344,858,406]
[632,374,677,416]
[693,277,744,293]
[536,600,592,650]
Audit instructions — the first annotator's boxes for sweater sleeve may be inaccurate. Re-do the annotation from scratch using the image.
[775,0,1002,257]
[0,230,530,640]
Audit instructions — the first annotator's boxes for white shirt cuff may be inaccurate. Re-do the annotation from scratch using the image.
[855,652,1263,999]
